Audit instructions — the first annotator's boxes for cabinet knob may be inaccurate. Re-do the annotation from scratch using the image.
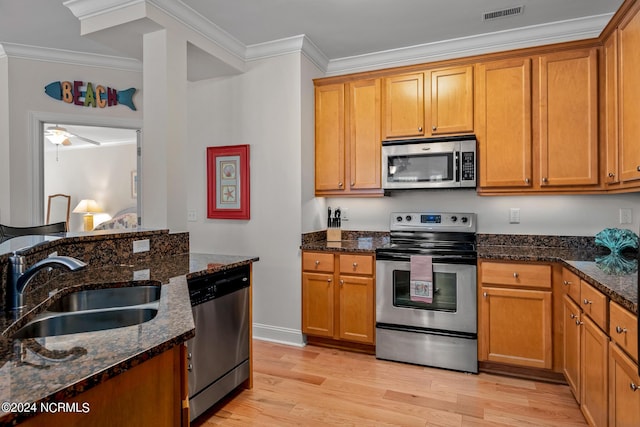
[187,363,193,372]
[631,383,639,392]
[569,313,576,319]
[616,326,627,334]
[432,126,437,131]
[327,278,332,283]
[351,182,355,187]
[338,182,343,187]
[542,177,548,183]
[525,178,530,184]
[315,260,320,266]
[513,272,519,278]
[418,127,423,132]
[339,279,344,286]
[483,292,487,298]
[609,173,615,178]
[352,262,358,269]
[563,280,572,286]
[637,166,640,172]
[576,320,583,326]
[583,299,592,305]
[187,352,192,360]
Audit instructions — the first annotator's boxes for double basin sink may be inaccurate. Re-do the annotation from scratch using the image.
[10,283,162,339]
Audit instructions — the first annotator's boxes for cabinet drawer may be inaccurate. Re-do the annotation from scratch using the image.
[610,301,638,363]
[561,267,581,304]
[302,252,335,273]
[480,262,551,289]
[339,254,374,276]
[580,280,608,331]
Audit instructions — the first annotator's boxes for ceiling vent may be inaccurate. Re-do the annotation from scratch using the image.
[483,5,524,21]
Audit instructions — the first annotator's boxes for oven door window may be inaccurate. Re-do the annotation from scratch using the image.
[392,269,456,312]
[386,153,454,183]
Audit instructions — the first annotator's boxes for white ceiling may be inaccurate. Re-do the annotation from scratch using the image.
[0,0,625,70]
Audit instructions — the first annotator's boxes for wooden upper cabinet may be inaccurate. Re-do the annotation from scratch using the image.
[476,58,532,188]
[427,65,474,135]
[315,84,345,192]
[382,72,425,139]
[348,79,382,191]
[619,3,640,183]
[537,48,599,188]
[314,79,383,197]
[605,31,620,185]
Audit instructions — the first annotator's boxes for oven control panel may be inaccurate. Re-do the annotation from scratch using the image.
[390,212,476,232]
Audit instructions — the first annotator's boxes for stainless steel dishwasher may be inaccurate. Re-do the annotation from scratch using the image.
[185,264,250,421]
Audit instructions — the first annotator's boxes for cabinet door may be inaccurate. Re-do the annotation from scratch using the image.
[302,272,334,337]
[348,79,381,190]
[537,48,599,187]
[563,294,582,402]
[338,275,375,344]
[619,4,640,183]
[476,58,532,188]
[428,65,474,135]
[383,72,425,138]
[605,31,620,185]
[609,343,640,427]
[581,315,609,427]
[315,84,345,191]
[479,287,552,369]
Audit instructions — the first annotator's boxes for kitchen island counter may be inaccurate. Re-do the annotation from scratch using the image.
[0,252,257,426]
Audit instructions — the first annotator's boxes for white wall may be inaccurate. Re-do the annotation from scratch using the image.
[328,190,640,236]
[188,52,315,345]
[44,144,137,232]
[0,54,9,224]
[2,56,141,226]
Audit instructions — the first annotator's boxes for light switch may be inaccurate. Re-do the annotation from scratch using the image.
[509,208,520,224]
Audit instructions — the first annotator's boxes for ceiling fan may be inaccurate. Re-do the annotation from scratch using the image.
[45,125,102,146]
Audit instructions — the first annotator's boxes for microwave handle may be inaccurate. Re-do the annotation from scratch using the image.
[455,151,460,183]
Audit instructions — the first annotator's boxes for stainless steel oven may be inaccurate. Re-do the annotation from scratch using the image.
[375,212,478,373]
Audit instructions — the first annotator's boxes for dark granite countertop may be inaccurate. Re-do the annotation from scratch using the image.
[0,252,258,425]
[478,243,637,315]
[300,231,390,253]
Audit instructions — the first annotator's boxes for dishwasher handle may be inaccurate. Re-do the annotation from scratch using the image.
[188,265,251,305]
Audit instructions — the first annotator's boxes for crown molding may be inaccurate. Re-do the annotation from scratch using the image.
[245,35,329,70]
[325,13,614,75]
[0,43,141,71]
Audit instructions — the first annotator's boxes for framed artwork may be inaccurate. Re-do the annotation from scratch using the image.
[206,144,250,220]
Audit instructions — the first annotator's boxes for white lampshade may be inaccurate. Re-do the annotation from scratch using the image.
[73,199,102,214]
[46,125,68,145]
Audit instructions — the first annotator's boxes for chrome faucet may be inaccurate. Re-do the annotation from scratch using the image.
[7,255,86,315]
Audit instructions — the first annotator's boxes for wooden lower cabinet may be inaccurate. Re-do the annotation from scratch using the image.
[563,294,582,401]
[21,345,187,426]
[581,315,609,427]
[609,343,640,427]
[302,251,375,347]
[478,261,552,370]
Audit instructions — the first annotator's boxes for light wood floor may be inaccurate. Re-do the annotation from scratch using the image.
[192,340,587,426]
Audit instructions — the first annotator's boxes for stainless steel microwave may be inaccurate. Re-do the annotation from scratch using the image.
[382,136,476,190]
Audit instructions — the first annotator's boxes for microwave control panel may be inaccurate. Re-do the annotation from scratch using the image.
[461,151,475,181]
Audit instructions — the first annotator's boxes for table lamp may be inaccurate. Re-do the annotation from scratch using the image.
[73,199,102,231]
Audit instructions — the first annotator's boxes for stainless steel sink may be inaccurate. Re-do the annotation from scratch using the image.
[11,307,159,339]
[47,284,161,312]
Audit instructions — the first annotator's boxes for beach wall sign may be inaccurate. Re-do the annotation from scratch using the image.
[44,80,137,111]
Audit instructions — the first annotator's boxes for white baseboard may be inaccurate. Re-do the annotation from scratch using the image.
[252,323,306,347]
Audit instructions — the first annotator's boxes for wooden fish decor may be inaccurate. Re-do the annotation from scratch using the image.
[44,80,137,111]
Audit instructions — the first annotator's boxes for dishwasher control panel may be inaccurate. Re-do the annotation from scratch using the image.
[187,265,250,306]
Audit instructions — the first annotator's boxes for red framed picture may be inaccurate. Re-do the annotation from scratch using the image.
[206,145,250,220]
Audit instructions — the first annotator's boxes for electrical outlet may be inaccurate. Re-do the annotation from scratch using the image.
[619,208,633,224]
[133,269,151,280]
[509,208,520,224]
[187,210,197,222]
[342,208,349,221]
[133,239,150,253]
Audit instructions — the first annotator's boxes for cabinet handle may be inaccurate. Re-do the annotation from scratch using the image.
[338,182,343,187]
[432,126,437,131]
[583,299,592,305]
[570,313,576,319]
[187,352,192,360]
[542,177,548,183]
[525,178,530,184]
[576,319,583,326]
[631,383,639,392]
[327,278,332,283]
[483,292,487,298]
[315,260,320,266]
[350,182,355,186]
[513,272,519,278]
[609,173,615,178]
[352,262,358,268]
[187,363,193,371]
[616,326,628,334]
[418,127,423,132]
[637,166,640,172]
[563,280,572,286]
